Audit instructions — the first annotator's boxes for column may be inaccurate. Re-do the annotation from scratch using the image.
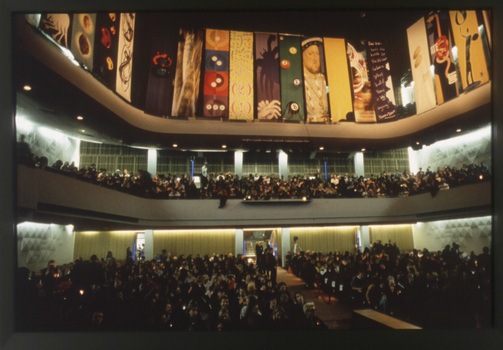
[235,228,244,257]
[281,227,290,268]
[278,150,288,180]
[360,225,370,251]
[147,149,157,176]
[354,151,365,177]
[234,151,243,178]
[144,229,154,260]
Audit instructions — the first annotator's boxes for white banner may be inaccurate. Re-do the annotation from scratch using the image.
[116,13,136,102]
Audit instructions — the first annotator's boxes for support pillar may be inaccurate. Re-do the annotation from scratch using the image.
[144,229,154,260]
[235,228,244,257]
[281,227,290,268]
[354,151,365,177]
[147,149,157,176]
[278,150,288,180]
[360,225,370,251]
[234,151,243,178]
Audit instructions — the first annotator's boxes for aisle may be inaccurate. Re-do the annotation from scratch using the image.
[276,267,352,329]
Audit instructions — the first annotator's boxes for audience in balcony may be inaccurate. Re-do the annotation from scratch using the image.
[18,150,491,200]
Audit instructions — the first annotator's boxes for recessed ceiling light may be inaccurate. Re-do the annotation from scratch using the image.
[319,146,324,151]
[222,145,227,149]
[172,144,178,148]
[361,148,366,152]
[456,128,462,133]
[76,115,84,120]
[23,85,32,91]
[416,141,420,145]
[80,129,85,133]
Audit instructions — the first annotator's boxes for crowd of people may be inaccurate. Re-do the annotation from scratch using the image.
[15,249,328,332]
[17,141,491,201]
[286,241,492,328]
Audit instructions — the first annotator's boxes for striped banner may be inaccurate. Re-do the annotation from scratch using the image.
[203,29,230,118]
[279,34,305,122]
[449,10,490,92]
[116,13,136,102]
[171,29,204,117]
[229,31,254,120]
[407,17,436,114]
[323,37,353,123]
[255,32,281,120]
[71,13,96,71]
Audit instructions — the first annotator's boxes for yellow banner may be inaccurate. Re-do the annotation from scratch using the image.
[229,31,254,120]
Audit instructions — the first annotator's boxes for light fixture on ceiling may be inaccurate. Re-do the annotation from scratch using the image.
[456,128,462,133]
[172,143,178,148]
[76,115,84,120]
[319,146,324,151]
[79,129,86,133]
[361,148,366,152]
[416,141,420,145]
[222,145,227,149]
[23,85,32,91]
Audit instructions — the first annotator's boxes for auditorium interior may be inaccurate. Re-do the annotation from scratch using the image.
[2,5,502,349]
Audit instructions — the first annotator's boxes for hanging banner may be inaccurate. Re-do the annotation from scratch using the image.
[70,13,96,71]
[279,34,305,122]
[115,13,135,102]
[93,13,119,91]
[229,31,254,120]
[39,13,72,50]
[449,10,490,92]
[323,37,353,123]
[347,41,376,123]
[426,11,458,105]
[144,15,178,117]
[301,37,329,123]
[203,29,230,118]
[407,18,436,114]
[366,40,397,122]
[171,28,204,117]
[255,32,281,120]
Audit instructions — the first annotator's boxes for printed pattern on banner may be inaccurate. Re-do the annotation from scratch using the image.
[255,32,281,120]
[449,10,490,92]
[171,29,204,117]
[366,41,397,122]
[229,31,254,120]
[323,37,353,123]
[279,34,305,122]
[302,37,329,123]
[407,18,436,115]
[71,13,96,71]
[347,42,376,123]
[116,13,135,102]
[39,13,72,49]
[144,17,178,117]
[203,29,230,118]
[93,13,119,91]
[426,11,458,104]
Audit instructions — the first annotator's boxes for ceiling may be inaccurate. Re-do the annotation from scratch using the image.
[12,11,493,154]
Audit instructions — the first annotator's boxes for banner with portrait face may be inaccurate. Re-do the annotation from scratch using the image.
[70,14,96,71]
[203,29,230,118]
[407,18,436,114]
[93,13,119,91]
[39,13,72,50]
[366,40,397,122]
[279,34,305,122]
[347,41,376,123]
[229,31,254,120]
[144,14,178,117]
[425,11,458,104]
[449,10,490,92]
[255,32,281,121]
[302,37,329,123]
[171,28,204,117]
[323,37,353,123]
[116,13,136,102]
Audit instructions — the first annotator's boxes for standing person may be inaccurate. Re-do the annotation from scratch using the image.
[264,248,277,284]
[201,162,208,189]
[126,247,133,265]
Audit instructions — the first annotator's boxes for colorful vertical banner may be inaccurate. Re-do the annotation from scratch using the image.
[279,34,305,122]
[71,13,96,71]
[366,41,397,122]
[116,13,135,102]
[407,18,436,114]
[39,13,72,49]
[347,42,376,123]
[255,32,281,120]
[426,11,458,105]
[323,37,353,123]
[171,29,204,117]
[93,13,119,91]
[144,16,178,117]
[449,10,490,92]
[229,31,254,120]
[203,29,230,118]
[301,37,329,123]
